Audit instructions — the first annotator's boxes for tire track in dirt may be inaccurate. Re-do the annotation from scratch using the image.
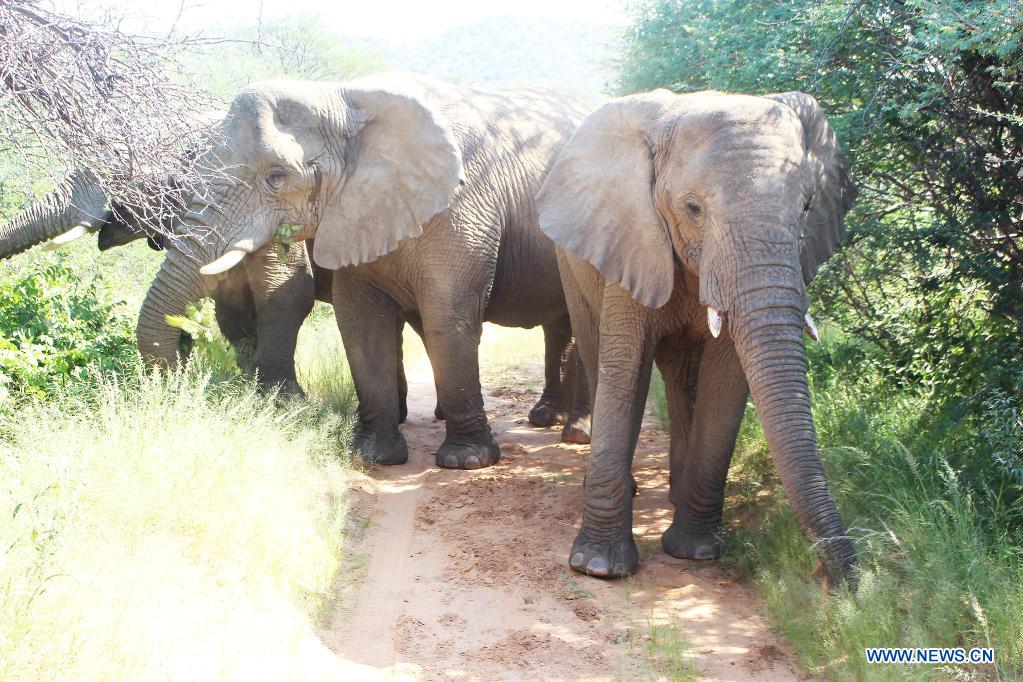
[322,349,805,681]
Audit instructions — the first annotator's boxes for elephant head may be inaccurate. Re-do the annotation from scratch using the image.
[136,72,465,367]
[537,91,857,579]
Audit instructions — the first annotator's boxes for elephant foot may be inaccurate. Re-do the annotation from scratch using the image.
[352,427,409,466]
[568,530,638,578]
[528,397,569,427]
[436,437,500,470]
[661,520,725,561]
[434,403,445,421]
[263,378,306,399]
[561,415,591,444]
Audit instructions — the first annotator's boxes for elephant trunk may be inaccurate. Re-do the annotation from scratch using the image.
[729,255,856,585]
[0,169,108,259]
[136,246,205,368]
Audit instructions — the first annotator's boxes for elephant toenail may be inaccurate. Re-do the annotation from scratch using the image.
[693,545,716,560]
[570,552,585,569]
[463,455,482,469]
[442,454,459,468]
[585,557,609,576]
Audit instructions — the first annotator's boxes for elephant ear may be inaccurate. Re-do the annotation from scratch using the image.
[536,90,678,308]
[312,79,465,270]
[766,92,857,284]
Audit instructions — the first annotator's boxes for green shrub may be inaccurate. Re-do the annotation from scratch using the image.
[0,259,136,399]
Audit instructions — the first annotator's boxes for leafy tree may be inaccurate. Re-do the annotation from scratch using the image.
[616,0,1023,404]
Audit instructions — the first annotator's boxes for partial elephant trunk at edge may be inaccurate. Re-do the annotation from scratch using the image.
[0,170,107,259]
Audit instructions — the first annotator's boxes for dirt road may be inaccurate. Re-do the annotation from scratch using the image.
[319,345,804,681]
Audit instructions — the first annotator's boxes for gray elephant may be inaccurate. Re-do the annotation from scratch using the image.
[0,171,589,432]
[129,72,591,468]
[104,221,583,428]
[536,90,858,583]
[0,172,318,394]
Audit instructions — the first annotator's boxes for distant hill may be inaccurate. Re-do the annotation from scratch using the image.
[356,16,618,102]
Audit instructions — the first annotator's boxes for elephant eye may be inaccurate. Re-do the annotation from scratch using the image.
[681,194,705,225]
[265,168,289,191]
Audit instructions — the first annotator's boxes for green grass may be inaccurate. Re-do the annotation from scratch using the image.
[649,337,1023,680]
[296,305,357,415]
[640,624,699,682]
[0,355,356,680]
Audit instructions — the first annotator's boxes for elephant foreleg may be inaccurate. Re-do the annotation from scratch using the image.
[569,295,654,578]
[420,299,498,470]
[662,336,749,561]
[654,337,701,498]
[333,273,408,465]
[248,242,315,397]
[212,275,257,370]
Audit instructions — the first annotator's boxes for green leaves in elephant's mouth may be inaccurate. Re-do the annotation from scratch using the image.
[273,223,302,259]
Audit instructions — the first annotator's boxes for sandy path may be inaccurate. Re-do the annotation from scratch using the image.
[320,356,804,681]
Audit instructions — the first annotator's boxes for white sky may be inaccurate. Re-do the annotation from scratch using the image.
[92,0,627,39]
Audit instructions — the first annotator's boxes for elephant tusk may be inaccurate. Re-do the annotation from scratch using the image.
[803,313,819,342]
[200,248,248,276]
[707,307,724,338]
[39,225,87,251]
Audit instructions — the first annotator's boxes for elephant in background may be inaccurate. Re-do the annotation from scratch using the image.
[0,146,590,437]
[136,72,592,469]
[0,171,319,396]
[536,90,858,583]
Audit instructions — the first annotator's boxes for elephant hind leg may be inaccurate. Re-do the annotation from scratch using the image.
[399,311,444,421]
[527,318,573,428]
[561,345,591,444]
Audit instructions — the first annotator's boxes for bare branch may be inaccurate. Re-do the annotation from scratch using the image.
[0,0,223,241]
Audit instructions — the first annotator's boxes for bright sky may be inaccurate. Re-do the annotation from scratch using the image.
[101,0,627,38]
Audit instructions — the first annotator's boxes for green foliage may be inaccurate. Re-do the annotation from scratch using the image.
[649,335,1023,677]
[165,301,240,377]
[0,259,136,399]
[617,0,1023,404]
[726,348,1023,677]
[640,625,698,681]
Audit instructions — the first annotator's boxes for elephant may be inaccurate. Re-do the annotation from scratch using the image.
[0,165,590,433]
[535,89,858,584]
[119,72,591,469]
[0,169,320,395]
[102,220,585,429]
